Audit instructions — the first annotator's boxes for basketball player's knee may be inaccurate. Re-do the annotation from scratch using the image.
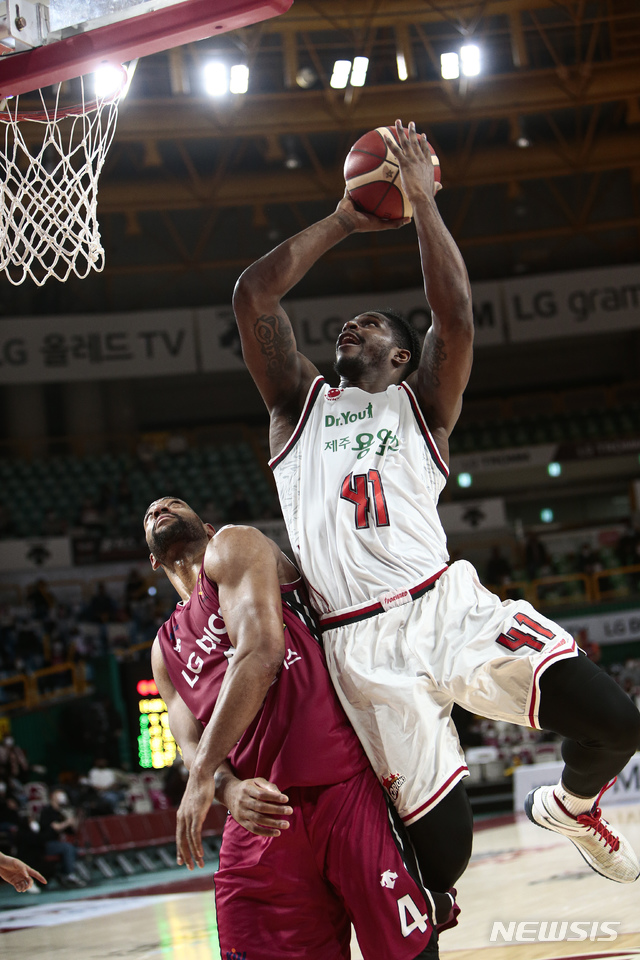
[601,695,640,755]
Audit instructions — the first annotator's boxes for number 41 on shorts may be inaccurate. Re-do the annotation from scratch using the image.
[496,612,555,653]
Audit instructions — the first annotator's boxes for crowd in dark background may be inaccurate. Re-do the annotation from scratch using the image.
[484,525,640,587]
[0,732,189,892]
[0,570,170,687]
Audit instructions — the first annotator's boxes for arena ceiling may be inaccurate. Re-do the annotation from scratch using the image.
[2,0,640,317]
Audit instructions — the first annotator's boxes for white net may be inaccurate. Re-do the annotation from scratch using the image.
[0,79,122,286]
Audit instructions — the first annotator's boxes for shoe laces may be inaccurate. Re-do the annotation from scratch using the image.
[576,805,620,852]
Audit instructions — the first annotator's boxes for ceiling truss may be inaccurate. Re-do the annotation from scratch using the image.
[2,0,639,306]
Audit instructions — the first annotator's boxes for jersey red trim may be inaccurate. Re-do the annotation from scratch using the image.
[401,765,469,823]
[320,566,448,631]
[400,382,449,480]
[528,642,579,729]
[269,376,325,471]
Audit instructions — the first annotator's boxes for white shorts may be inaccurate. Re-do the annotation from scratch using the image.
[322,560,579,826]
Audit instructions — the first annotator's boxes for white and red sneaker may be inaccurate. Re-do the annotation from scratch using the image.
[525,780,639,883]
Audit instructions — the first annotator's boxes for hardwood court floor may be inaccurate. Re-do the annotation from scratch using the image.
[1,803,639,960]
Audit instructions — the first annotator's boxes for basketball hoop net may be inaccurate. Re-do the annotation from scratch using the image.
[0,69,126,286]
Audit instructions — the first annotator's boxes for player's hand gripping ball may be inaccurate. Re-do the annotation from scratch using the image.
[344,125,441,220]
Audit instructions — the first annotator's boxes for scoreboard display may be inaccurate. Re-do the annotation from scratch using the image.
[120,661,177,770]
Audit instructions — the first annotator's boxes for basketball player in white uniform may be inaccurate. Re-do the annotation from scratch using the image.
[232,120,640,889]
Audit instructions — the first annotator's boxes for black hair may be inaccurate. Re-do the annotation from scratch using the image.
[366,308,422,374]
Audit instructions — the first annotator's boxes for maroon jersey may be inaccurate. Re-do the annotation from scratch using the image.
[157,564,368,790]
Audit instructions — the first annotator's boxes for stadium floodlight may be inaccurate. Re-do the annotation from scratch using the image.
[204,61,228,96]
[460,44,481,76]
[547,462,562,477]
[540,508,554,523]
[330,60,352,89]
[350,57,369,87]
[396,52,408,81]
[229,64,249,94]
[457,472,473,488]
[440,52,459,80]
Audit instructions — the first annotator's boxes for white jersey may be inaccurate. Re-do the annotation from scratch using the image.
[270,376,450,619]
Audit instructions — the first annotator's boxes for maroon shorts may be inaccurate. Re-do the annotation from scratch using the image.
[213,765,438,960]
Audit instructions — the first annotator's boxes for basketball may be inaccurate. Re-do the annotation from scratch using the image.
[343,126,441,220]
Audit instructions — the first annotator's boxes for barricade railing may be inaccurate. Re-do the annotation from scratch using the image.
[489,572,592,605]
[0,661,87,712]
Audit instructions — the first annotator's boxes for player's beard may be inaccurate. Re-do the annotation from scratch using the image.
[147,514,206,563]
[334,341,389,382]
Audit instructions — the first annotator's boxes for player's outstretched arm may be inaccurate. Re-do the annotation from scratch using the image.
[214,764,293,838]
[386,120,474,449]
[232,197,410,433]
[175,526,287,869]
[0,851,47,892]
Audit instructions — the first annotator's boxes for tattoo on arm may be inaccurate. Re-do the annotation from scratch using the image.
[426,335,447,387]
[253,314,296,380]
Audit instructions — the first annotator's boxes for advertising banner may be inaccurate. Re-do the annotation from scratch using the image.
[198,281,505,372]
[504,263,640,343]
[439,497,507,534]
[2,263,638,382]
[451,444,557,476]
[0,537,73,572]
[513,754,640,811]
[557,607,640,647]
[0,311,198,384]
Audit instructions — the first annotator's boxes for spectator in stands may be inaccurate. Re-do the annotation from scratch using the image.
[68,624,96,662]
[577,542,602,576]
[39,787,85,888]
[618,522,640,568]
[0,778,22,834]
[524,532,551,580]
[85,582,117,625]
[485,545,513,586]
[26,579,56,620]
[15,619,45,672]
[87,757,127,813]
[124,568,148,615]
[0,736,29,782]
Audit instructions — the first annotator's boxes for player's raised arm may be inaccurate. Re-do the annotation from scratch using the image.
[233,196,411,424]
[175,526,287,869]
[387,120,474,445]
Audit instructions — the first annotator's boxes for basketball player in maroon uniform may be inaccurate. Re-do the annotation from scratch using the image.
[145,496,456,960]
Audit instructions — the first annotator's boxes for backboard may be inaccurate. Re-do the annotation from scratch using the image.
[0,0,292,96]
